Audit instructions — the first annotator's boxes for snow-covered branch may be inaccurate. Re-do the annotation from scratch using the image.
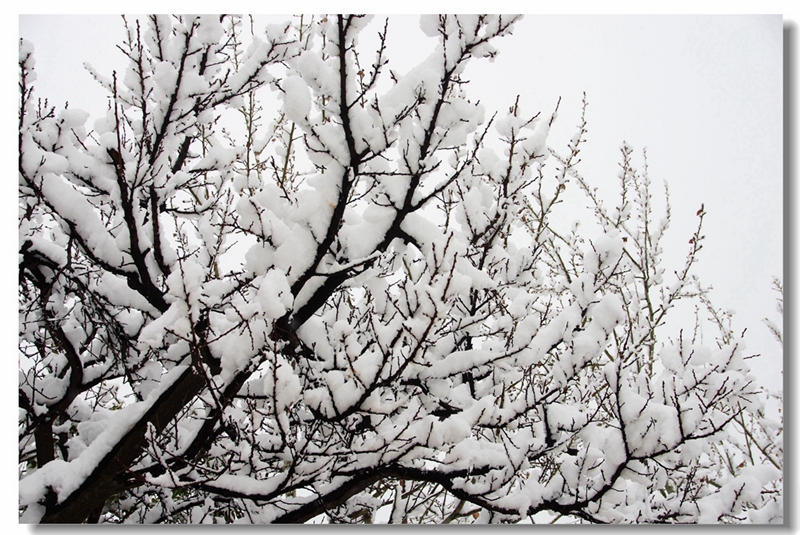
[19,14,781,524]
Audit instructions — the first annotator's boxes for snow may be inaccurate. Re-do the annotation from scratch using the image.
[193,15,224,45]
[19,37,35,67]
[19,365,192,522]
[281,74,311,124]
[418,15,441,38]
[294,49,339,103]
[257,269,294,319]
[58,108,90,129]
[22,233,67,268]
[137,300,191,348]
[39,172,126,267]
[619,379,682,456]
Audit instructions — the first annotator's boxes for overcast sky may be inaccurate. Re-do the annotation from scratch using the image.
[17,11,786,394]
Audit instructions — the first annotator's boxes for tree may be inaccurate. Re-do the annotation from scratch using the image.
[18,14,782,524]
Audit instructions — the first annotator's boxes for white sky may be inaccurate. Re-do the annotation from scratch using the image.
[14,9,787,396]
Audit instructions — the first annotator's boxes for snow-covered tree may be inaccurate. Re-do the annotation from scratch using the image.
[19,15,782,524]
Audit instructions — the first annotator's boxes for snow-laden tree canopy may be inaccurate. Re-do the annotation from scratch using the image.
[19,15,782,524]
